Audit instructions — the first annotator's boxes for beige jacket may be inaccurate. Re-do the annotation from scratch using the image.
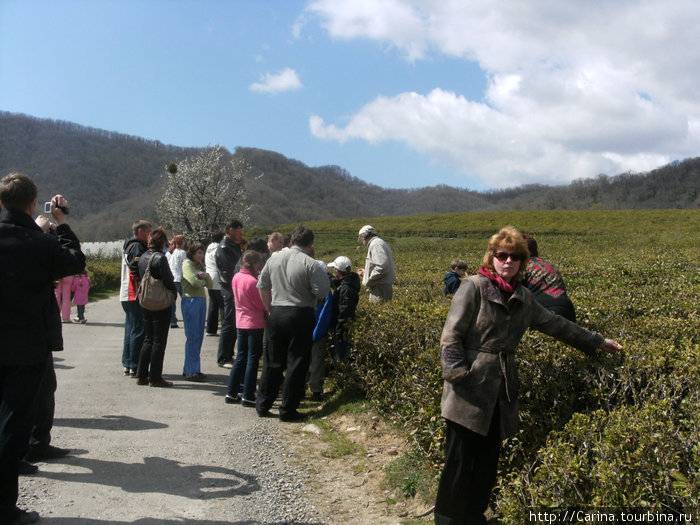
[362,236,396,287]
[440,274,603,440]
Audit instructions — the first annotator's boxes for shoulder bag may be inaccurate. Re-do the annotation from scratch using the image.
[137,253,175,311]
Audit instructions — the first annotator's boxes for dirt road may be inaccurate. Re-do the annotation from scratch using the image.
[18,295,328,524]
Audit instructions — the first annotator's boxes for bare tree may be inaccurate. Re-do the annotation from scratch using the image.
[157,145,251,240]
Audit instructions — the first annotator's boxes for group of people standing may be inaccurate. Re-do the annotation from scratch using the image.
[117,219,398,422]
[120,222,215,386]
[2,175,626,525]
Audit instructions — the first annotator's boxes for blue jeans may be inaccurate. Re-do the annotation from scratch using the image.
[182,296,206,374]
[227,328,263,401]
[121,300,144,370]
[170,282,183,326]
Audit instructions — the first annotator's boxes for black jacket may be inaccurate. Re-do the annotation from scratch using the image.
[443,271,462,295]
[0,207,86,365]
[215,236,242,289]
[330,272,361,340]
[138,249,177,295]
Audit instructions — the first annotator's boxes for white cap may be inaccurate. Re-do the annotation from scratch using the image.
[358,225,377,237]
[328,256,352,273]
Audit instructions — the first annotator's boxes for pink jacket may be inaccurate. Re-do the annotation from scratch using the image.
[232,268,266,329]
[71,274,91,306]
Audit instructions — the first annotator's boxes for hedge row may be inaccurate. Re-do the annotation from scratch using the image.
[313,210,699,516]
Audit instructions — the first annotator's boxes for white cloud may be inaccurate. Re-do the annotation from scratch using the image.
[250,68,303,94]
[307,0,700,186]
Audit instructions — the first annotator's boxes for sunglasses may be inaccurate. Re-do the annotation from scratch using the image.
[494,251,523,262]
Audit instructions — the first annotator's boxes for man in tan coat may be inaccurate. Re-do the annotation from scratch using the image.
[357,225,396,302]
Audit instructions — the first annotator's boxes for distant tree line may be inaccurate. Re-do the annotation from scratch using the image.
[1,111,697,241]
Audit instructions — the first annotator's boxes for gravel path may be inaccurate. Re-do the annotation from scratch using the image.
[18,295,326,524]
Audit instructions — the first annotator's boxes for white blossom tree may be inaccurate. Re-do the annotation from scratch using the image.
[157,145,251,240]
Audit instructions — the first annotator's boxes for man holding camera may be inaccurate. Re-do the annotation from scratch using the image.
[0,173,85,525]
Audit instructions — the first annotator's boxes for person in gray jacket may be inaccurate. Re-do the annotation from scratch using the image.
[435,226,621,525]
[357,225,396,302]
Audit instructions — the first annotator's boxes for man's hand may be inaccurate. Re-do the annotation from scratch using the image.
[50,194,69,225]
[35,215,51,233]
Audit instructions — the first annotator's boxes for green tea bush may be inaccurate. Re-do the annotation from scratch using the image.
[312,210,699,515]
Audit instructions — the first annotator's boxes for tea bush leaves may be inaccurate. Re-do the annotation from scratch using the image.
[307,209,698,516]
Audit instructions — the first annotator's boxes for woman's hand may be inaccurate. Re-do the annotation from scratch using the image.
[600,338,623,352]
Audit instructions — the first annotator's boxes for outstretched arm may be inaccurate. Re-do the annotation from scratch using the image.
[600,338,622,352]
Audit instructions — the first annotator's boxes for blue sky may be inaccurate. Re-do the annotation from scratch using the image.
[2,0,698,191]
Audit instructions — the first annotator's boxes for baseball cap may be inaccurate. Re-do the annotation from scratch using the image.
[358,225,377,237]
[328,255,352,273]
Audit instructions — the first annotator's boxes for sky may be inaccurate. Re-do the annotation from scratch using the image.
[1,0,699,191]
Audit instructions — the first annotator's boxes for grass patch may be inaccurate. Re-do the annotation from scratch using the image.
[88,287,119,301]
[383,450,438,504]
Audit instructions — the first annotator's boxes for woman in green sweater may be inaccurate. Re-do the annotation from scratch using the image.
[181,241,213,381]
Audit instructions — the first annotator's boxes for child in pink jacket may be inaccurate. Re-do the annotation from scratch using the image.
[71,271,91,324]
[225,250,267,405]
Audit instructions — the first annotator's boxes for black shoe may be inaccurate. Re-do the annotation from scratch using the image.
[8,508,40,524]
[25,444,70,462]
[18,460,38,475]
[225,395,240,404]
[170,324,179,328]
[310,392,323,402]
[256,409,274,418]
[185,373,204,382]
[240,398,256,407]
[279,410,307,422]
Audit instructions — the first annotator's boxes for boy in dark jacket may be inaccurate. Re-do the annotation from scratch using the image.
[327,256,361,363]
[443,258,468,295]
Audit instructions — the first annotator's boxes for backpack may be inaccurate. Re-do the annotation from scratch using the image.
[137,253,175,311]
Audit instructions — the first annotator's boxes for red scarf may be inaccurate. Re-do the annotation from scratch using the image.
[478,266,515,299]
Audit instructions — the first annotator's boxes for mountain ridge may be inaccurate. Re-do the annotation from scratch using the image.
[1,111,698,241]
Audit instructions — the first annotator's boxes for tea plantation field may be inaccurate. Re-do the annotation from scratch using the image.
[270,209,698,519]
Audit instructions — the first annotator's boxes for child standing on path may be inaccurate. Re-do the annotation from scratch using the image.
[225,250,267,405]
[71,271,91,324]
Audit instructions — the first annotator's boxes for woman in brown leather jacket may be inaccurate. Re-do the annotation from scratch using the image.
[434,226,621,525]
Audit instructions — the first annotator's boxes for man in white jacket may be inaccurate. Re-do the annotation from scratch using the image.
[357,225,396,302]
[205,230,225,336]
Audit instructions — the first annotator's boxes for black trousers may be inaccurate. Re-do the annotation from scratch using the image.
[0,361,44,521]
[27,354,57,452]
[434,408,502,525]
[217,285,236,364]
[206,288,224,335]
[256,306,314,417]
[137,307,171,382]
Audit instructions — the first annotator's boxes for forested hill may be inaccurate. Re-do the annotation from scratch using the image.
[1,111,698,241]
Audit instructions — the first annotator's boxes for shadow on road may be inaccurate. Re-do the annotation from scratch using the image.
[53,414,168,431]
[36,455,259,499]
[37,519,325,524]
